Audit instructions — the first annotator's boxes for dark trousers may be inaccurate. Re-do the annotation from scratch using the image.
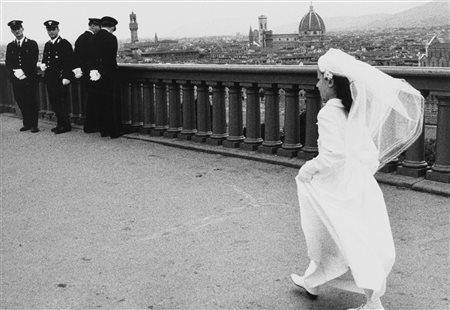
[92,77,121,137]
[45,78,71,128]
[82,79,100,132]
[11,78,39,128]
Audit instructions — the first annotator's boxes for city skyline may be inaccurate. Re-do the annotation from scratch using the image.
[1,0,442,44]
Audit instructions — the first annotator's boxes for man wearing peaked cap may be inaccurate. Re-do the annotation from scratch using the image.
[89,15,122,138]
[40,20,75,134]
[43,20,59,29]
[100,16,118,28]
[5,20,40,132]
[73,18,101,133]
[7,20,22,29]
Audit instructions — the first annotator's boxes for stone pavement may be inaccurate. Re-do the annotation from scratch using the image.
[1,114,449,310]
[121,135,450,198]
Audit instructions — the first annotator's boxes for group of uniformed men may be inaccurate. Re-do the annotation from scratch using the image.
[5,16,122,138]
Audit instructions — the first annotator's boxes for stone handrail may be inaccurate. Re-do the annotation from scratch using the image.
[1,62,449,183]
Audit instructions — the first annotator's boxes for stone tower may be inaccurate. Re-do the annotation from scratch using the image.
[129,11,138,43]
[258,15,267,44]
[248,26,254,44]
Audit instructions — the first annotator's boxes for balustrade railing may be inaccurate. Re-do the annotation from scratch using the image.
[1,63,449,183]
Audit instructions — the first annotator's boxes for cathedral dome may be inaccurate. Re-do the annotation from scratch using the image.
[299,4,325,34]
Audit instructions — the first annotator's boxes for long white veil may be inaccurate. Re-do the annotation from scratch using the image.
[318,48,424,170]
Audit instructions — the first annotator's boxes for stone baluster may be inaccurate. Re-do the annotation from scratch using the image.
[142,80,155,134]
[38,77,48,118]
[68,81,81,124]
[379,158,401,173]
[131,80,143,132]
[397,90,429,177]
[426,92,450,183]
[207,82,227,145]
[260,84,282,154]
[121,82,132,132]
[397,124,428,177]
[151,80,168,136]
[179,81,197,140]
[6,79,20,116]
[76,80,84,124]
[298,88,320,160]
[76,80,85,124]
[240,83,262,151]
[279,84,301,157]
[67,84,76,124]
[0,68,9,111]
[164,80,182,138]
[223,82,244,148]
[8,78,16,113]
[37,72,53,119]
[193,81,211,142]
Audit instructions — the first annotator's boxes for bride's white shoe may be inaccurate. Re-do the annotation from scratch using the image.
[290,273,319,298]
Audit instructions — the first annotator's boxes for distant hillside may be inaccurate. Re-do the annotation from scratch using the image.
[367,0,449,29]
[325,14,389,31]
[272,0,449,33]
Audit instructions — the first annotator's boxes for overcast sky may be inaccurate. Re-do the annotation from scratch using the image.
[1,0,435,44]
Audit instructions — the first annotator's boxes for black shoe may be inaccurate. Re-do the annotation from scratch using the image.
[110,131,124,139]
[51,126,60,132]
[30,127,40,133]
[54,127,72,134]
[110,134,122,139]
[84,128,99,133]
[20,126,31,132]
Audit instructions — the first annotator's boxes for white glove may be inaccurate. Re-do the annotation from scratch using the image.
[62,78,71,86]
[39,63,47,71]
[89,70,101,81]
[296,167,314,183]
[13,69,26,80]
[72,67,83,79]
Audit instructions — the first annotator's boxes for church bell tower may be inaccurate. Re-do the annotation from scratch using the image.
[129,11,139,43]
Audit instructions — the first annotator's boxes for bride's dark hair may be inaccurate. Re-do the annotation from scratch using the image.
[334,75,352,113]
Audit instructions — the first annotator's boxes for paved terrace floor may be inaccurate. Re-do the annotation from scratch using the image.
[1,113,449,310]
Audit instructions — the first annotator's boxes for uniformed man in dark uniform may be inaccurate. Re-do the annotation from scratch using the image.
[40,20,74,134]
[89,16,122,138]
[5,20,39,132]
[73,18,101,133]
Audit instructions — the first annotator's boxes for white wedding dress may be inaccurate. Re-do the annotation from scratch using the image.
[296,98,395,299]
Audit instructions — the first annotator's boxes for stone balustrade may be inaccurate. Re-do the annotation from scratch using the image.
[1,63,449,183]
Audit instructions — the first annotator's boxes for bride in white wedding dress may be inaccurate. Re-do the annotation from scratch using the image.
[291,48,424,310]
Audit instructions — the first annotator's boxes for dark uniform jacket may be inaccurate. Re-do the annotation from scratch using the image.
[90,29,118,80]
[74,30,94,74]
[5,37,39,81]
[42,36,74,81]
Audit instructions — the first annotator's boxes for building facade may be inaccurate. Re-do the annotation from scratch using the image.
[419,34,450,67]
[250,3,326,49]
[418,33,450,127]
